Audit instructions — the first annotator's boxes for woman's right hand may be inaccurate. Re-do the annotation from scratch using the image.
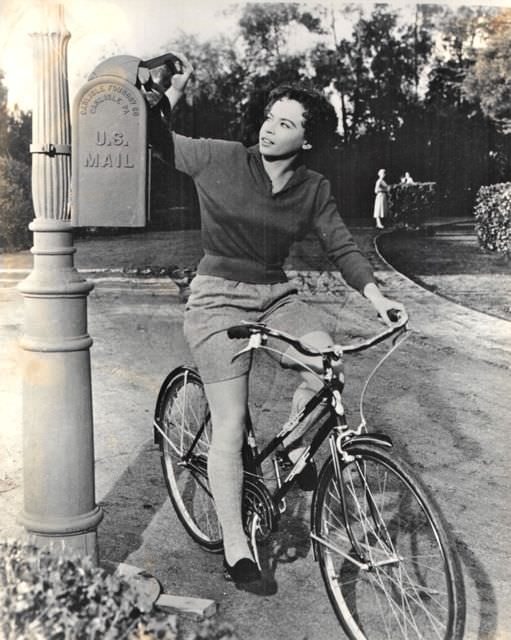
[171,54,193,90]
[168,54,193,108]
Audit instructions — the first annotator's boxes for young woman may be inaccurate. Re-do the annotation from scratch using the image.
[160,58,406,585]
[373,168,389,229]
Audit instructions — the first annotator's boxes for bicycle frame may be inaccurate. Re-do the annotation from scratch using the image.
[154,333,399,507]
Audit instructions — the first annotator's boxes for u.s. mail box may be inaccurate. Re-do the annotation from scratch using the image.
[72,74,148,227]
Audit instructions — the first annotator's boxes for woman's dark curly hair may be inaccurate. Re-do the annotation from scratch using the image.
[265,84,338,148]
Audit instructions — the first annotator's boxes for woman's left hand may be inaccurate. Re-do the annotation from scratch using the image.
[363,283,407,326]
[373,296,407,326]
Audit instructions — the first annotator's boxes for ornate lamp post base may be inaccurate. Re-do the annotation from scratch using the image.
[19,2,110,561]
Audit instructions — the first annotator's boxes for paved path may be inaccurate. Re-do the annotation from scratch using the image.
[1,226,510,639]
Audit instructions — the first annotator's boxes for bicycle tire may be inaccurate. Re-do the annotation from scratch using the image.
[312,444,465,640]
[157,367,222,552]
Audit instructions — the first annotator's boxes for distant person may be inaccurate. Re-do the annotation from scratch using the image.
[401,171,414,185]
[373,168,389,229]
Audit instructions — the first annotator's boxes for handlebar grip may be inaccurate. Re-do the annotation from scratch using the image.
[227,326,252,340]
[386,309,402,323]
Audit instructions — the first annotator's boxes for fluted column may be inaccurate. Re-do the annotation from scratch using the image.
[17,2,102,559]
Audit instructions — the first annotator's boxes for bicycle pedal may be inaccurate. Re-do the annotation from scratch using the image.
[276,451,293,470]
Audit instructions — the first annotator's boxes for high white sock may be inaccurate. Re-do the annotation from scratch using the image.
[207,445,253,566]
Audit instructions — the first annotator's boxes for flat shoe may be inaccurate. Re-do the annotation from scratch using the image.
[277,450,318,492]
[296,459,317,491]
[223,558,261,584]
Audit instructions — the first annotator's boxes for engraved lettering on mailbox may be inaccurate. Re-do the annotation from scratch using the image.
[95,131,129,146]
[84,152,134,168]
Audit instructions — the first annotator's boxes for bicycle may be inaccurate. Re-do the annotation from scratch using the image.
[153,314,466,639]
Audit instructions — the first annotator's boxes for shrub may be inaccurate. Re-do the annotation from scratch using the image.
[388,182,437,224]
[0,156,34,251]
[0,540,238,640]
[473,182,511,254]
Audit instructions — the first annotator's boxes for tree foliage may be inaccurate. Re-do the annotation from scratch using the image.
[310,5,432,141]
[0,71,8,154]
[425,5,498,112]
[0,72,34,249]
[0,154,34,250]
[462,8,511,128]
[238,2,323,71]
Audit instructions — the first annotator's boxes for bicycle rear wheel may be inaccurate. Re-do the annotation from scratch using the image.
[313,444,465,640]
[157,367,222,552]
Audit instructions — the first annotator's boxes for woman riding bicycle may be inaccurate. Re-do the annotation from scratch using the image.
[154,55,406,586]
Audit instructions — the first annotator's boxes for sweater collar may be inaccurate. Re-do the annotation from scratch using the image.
[248,144,308,195]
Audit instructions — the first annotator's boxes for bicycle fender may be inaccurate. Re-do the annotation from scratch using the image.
[153,365,200,444]
[344,433,393,450]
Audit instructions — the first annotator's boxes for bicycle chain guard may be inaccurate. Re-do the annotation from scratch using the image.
[242,475,278,545]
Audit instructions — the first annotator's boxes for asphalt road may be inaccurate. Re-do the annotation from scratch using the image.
[1,259,510,639]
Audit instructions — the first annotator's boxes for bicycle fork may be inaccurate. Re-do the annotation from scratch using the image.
[310,432,399,571]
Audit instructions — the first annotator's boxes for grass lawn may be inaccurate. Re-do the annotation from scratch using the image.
[377,221,511,320]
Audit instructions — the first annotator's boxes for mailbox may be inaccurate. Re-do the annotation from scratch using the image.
[71,56,149,227]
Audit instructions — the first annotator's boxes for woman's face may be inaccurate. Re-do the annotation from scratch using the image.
[259,98,310,158]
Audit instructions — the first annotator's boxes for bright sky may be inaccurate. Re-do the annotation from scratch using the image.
[1,0,510,113]
[0,0,239,111]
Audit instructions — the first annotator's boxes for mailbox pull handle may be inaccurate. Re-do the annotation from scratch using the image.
[140,53,183,74]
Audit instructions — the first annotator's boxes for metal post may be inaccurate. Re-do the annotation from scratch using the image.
[17,2,102,559]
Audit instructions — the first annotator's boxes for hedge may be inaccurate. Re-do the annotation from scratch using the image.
[0,156,34,251]
[388,182,437,224]
[473,182,511,254]
[0,540,239,640]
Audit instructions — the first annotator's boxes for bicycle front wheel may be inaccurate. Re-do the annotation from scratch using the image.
[157,367,222,552]
[313,444,465,640]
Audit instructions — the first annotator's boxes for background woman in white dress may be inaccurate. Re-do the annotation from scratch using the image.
[373,168,389,229]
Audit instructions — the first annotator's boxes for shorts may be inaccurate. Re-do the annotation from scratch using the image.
[183,274,329,383]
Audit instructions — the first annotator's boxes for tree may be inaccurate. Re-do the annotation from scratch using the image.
[162,5,326,144]
[165,32,247,140]
[462,8,511,129]
[0,73,34,248]
[238,2,323,73]
[6,106,32,162]
[311,5,432,141]
[0,71,8,154]
[425,5,498,111]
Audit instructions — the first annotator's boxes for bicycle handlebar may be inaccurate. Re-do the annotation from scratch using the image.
[227,311,408,359]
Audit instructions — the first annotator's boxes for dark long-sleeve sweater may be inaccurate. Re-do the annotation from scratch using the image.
[172,133,375,293]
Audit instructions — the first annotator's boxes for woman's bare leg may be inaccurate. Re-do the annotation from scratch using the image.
[204,375,254,566]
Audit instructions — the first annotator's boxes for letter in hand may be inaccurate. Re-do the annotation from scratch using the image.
[166,54,193,109]
[138,53,192,109]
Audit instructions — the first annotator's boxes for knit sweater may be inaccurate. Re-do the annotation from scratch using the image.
[173,133,375,293]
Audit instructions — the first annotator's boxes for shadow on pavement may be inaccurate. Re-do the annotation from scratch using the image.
[98,440,167,571]
[457,541,498,640]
